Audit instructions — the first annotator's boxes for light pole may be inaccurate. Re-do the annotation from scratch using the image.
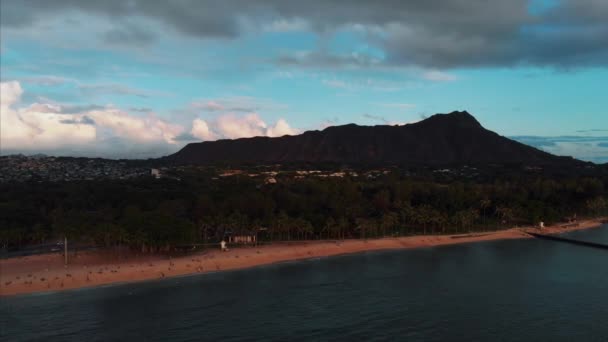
[64,236,68,265]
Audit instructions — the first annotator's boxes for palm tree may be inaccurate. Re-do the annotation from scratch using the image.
[586,197,607,216]
[494,206,514,227]
[452,210,474,233]
[31,224,48,244]
[381,212,399,237]
[294,218,313,240]
[411,208,423,234]
[325,218,340,240]
[480,199,491,230]
[433,212,449,234]
[355,218,365,240]
[468,209,480,232]
[337,217,348,240]
[397,203,413,235]
[278,212,290,241]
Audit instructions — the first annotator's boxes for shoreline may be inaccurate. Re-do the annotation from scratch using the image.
[1,219,605,297]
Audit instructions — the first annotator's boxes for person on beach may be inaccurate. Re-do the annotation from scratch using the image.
[220,240,228,252]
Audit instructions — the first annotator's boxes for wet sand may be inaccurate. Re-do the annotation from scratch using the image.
[1,219,604,296]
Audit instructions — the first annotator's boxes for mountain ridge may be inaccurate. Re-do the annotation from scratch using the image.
[167,111,584,166]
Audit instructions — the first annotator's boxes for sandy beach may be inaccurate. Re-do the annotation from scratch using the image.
[1,219,605,297]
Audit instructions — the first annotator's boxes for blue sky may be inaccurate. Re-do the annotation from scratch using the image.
[1,0,606,161]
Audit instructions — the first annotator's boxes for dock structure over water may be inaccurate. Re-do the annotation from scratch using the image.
[527,232,608,250]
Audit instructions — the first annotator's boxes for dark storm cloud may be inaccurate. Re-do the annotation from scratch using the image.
[0,0,241,38]
[2,0,607,68]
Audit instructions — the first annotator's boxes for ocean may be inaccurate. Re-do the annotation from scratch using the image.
[2,225,607,341]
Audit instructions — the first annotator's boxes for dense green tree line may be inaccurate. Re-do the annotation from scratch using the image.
[1,170,607,251]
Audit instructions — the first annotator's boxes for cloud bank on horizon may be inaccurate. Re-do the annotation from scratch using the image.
[1,81,298,158]
[0,0,607,161]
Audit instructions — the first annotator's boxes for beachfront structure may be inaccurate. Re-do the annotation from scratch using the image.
[228,235,257,244]
[151,168,161,179]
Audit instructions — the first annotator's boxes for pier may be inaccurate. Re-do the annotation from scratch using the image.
[527,232,608,250]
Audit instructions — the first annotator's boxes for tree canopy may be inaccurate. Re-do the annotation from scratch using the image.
[1,166,607,252]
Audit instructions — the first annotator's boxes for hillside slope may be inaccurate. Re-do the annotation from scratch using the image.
[168,111,581,166]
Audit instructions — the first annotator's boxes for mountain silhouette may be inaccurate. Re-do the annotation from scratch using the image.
[168,111,581,166]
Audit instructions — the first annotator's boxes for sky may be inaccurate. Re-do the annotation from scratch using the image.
[0,0,607,162]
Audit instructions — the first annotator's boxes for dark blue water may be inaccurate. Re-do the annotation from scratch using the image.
[2,226,608,341]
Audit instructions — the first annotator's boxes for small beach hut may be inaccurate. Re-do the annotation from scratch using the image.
[228,231,257,244]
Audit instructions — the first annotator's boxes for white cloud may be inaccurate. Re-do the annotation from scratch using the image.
[264,19,309,32]
[185,97,297,140]
[189,96,287,113]
[214,113,267,139]
[190,100,225,112]
[319,120,338,130]
[1,81,96,150]
[1,80,22,104]
[0,81,184,157]
[422,70,458,82]
[321,77,404,92]
[190,114,298,141]
[511,136,608,163]
[88,109,182,143]
[275,71,294,79]
[553,142,606,163]
[191,118,217,141]
[1,81,301,157]
[267,118,298,137]
[322,79,349,89]
[362,113,412,126]
[533,140,608,163]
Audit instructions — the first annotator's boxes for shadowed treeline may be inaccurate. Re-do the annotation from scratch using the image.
[1,167,607,253]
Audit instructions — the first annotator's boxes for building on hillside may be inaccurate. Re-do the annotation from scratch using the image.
[151,168,161,179]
